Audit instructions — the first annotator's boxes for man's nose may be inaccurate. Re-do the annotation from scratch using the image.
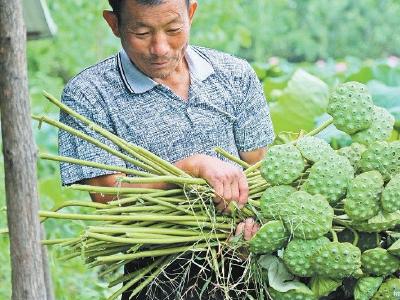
[149,32,169,57]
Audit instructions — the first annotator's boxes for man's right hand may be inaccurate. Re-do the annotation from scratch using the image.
[175,154,249,214]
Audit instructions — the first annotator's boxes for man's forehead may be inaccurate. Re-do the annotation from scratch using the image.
[121,0,187,26]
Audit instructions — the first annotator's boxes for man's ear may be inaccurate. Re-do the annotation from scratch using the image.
[188,1,198,25]
[103,10,121,38]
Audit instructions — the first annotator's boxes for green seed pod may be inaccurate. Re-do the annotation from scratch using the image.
[260,143,305,185]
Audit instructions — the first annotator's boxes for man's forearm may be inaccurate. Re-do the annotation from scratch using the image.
[84,174,176,204]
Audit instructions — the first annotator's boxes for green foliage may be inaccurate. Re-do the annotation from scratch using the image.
[193,0,400,62]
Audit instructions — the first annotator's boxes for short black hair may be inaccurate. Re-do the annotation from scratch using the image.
[108,0,190,18]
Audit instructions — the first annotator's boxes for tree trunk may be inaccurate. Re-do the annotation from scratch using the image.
[0,0,46,299]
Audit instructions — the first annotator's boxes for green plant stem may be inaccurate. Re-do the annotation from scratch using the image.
[105,189,184,206]
[40,200,109,222]
[127,144,191,178]
[330,229,338,242]
[33,115,158,174]
[97,242,215,262]
[141,195,196,216]
[244,161,262,176]
[333,219,360,246]
[69,184,163,195]
[39,210,228,223]
[42,92,179,177]
[214,147,250,169]
[117,175,206,185]
[107,257,165,299]
[88,226,202,236]
[304,117,334,137]
[41,238,78,245]
[40,153,152,177]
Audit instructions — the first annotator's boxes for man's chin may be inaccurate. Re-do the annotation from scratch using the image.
[149,70,173,80]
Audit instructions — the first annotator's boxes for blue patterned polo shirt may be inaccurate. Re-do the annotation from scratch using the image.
[59,45,275,185]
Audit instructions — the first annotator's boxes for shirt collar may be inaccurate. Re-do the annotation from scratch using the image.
[117,46,214,94]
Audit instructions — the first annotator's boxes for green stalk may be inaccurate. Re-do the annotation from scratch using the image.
[244,161,262,176]
[88,226,202,236]
[40,153,152,178]
[97,242,215,262]
[69,184,163,195]
[330,229,338,242]
[106,256,168,300]
[214,147,250,169]
[43,91,187,177]
[141,195,196,216]
[106,189,183,206]
[33,115,158,174]
[99,259,130,278]
[127,144,191,178]
[304,117,334,137]
[169,221,233,230]
[127,259,173,299]
[117,175,206,185]
[96,205,175,214]
[41,238,78,245]
[40,200,109,222]
[39,211,228,223]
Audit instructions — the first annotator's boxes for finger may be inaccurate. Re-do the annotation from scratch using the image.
[237,172,249,208]
[212,179,224,204]
[251,223,260,237]
[216,199,228,212]
[235,222,245,236]
[243,218,255,241]
[230,179,240,206]
[222,176,233,203]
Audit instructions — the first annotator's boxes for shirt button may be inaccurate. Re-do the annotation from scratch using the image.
[187,107,192,114]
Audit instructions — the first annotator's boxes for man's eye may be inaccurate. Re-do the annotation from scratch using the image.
[168,28,182,33]
[135,32,150,36]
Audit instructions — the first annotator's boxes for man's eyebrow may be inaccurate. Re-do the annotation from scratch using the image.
[131,16,182,28]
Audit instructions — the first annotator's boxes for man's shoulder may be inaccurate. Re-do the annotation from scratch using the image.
[191,45,253,76]
[63,54,119,97]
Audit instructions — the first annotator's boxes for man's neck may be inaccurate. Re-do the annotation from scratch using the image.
[154,57,191,101]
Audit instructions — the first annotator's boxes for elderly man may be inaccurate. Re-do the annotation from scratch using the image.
[59,0,274,299]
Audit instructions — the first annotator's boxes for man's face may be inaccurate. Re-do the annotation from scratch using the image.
[116,0,197,79]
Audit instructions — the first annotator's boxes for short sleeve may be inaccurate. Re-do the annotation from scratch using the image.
[58,89,126,185]
[233,65,275,152]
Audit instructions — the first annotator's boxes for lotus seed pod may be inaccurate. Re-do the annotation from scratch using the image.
[372,278,400,300]
[249,220,288,254]
[301,154,354,205]
[296,136,336,163]
[344,171,384,221]
[354,277,383,300]
[327,81,374,134]
[352,106,395,145]
[337,142,367,170]
[381,173,400,213]
[352,211,400,233]
[281,191,334,239]
[283,237,330,277]
[311,242,362,279]
[260,143,305,185]
[260,185,296,219]
[359,141,400,181]
[361,248,400,276]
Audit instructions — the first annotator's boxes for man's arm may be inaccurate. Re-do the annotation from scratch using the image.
[85,153,249,211]
[84,173,175,203]
[239,147,267,165]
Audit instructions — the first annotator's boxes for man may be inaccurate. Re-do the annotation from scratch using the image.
[59,0,274,299]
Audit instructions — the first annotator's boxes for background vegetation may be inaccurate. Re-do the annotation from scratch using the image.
[1,0,399,299]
